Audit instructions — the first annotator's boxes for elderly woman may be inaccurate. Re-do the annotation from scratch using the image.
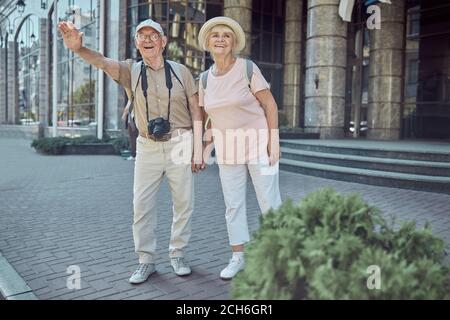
[198,16,282,280]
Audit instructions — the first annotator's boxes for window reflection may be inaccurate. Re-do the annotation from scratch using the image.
[403,1,450,139]
[55,0,98,128]
[251,0,285,107]
[128,0,223,77]
[18,16,40,125]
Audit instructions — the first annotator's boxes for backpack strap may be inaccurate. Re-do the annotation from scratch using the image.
[128,61,143,117]
[200,68,210,91]
[201,59,253,91]
[200,67,211,131]
[244,58,253,89]
[166,60,192,121]
[131,61,142,101]
[166,60,184,89]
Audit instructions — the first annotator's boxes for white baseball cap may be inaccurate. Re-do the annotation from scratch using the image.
[135,19,164,37]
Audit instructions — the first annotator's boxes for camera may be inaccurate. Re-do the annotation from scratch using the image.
[148,117,170,139]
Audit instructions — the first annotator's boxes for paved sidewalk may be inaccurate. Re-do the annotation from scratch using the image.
[0,138,449,300]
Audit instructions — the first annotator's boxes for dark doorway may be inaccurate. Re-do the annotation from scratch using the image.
[403,0,450,139]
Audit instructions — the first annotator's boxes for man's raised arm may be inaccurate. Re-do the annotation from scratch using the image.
[58,21,120,81]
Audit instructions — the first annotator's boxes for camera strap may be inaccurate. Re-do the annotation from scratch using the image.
[140,60,174,123]
[164,60,173,122]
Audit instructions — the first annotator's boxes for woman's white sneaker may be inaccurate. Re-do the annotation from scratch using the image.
[220,257,245,280]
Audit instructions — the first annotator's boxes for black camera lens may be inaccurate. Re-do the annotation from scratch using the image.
[148,117,170,139]
[153,127,163,136]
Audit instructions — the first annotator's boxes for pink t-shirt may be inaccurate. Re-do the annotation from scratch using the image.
[199,58,270,165]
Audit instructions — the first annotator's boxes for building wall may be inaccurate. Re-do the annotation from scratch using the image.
[0,46,5,123]
[3,0,449,141]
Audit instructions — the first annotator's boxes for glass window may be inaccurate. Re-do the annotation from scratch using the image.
[251,0,285,107]
[409,12,420,36]
[18,15,40,125]
[402,2,450,139]
[55,0,98,128]
[408,59,419,85]
[127,0,223,77]
[261,33,272,62]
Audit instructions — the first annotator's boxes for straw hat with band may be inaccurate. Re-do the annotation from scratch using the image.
[198,16,246,53]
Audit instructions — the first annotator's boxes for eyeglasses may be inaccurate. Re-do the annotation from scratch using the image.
[136,33,161,42]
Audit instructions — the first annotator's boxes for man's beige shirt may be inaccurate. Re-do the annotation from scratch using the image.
[115,59,197,135]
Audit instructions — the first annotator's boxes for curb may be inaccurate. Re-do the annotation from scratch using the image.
[0,252,38,300]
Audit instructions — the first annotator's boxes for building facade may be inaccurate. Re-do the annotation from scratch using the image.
[0,0,449,140]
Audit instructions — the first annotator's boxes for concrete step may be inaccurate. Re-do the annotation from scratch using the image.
[279,132,320,139]
[280,140,450,162]
[281,147,450,177]
[279,158,450,194]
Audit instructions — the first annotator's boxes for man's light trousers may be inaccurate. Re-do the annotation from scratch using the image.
[133,132,194,264]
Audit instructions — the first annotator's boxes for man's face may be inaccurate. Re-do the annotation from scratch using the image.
[135,26,167,60]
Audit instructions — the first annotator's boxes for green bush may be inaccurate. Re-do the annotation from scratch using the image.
[31,137,71,155]
[231,188,450,300]
[31,134,128,155]
[70,135,104,144]
[110,134,130,154]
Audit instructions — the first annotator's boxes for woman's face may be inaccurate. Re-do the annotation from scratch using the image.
[207,25,235,57]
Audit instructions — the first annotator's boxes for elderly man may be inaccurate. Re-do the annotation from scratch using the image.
[58,19,204,284]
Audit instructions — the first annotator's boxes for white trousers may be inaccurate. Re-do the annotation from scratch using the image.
[133,132,194,264]
[218,158,282,246]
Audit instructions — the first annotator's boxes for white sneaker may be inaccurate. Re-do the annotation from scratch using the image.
[129,263,156,284]
[126,156,135,161]
[171,257,191,276]
[220,257,245,280]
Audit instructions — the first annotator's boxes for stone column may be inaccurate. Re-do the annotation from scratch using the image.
[367,1,405,140]
[304,0,347,138]
[104,0,121,131]
[39,18,49,129]
[0,47,5,123]
[118,0,128,61]
[7,41,19,124]
[283,0,303,128]
[224,0,252,57]
[117,0,128,130]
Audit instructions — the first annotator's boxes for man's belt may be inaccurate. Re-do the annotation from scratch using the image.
[139,132,171,142]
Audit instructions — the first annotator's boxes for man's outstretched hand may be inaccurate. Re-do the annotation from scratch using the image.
[58,21,83,53]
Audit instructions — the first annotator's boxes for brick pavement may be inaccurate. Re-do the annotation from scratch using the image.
[0,138,449,300]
